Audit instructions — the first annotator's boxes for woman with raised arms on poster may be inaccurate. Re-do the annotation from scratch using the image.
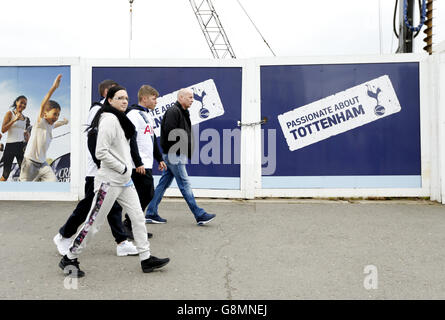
[19,74,69,182]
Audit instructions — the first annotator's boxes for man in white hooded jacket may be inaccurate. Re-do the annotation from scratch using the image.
[58,85,169,278]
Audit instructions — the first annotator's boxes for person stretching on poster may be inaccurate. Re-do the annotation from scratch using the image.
[19,74,69,182]
[145,88,215,225]
[59,85,169,277]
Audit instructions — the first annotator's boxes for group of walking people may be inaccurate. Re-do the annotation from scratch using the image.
[51,77,216,278]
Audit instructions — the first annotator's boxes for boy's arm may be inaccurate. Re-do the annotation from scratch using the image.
[127,112,144,174]
[153,133,163,163]
[153,134,166,171]
[38,74,62,122]
[130,133,144,174]
[54,118,69,129]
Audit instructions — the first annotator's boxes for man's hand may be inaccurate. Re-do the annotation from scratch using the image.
[62,117,69,125]
[158,161,167,171]
[136,165,145,175]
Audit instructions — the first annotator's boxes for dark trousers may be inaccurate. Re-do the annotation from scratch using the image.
[124,169,154,229]
[59,176,128,244]
[1,141,24,180]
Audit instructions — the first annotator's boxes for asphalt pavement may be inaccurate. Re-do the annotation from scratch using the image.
[1,198,444,300]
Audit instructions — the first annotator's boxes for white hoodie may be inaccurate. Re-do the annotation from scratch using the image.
[94,112,132,187]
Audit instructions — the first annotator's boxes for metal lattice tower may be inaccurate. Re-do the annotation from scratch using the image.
[189,0,236,59]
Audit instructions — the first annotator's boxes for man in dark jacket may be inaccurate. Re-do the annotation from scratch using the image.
[145,88,215,225]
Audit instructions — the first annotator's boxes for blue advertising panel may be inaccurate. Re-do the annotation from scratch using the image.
[260,62,421,188]
[92,66,242,189]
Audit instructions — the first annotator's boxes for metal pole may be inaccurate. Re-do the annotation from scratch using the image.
[378,0,383,54]
[396,0,414,53]
[129,0,134,58]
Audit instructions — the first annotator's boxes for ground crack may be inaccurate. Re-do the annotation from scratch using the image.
[224,256,235,300]
[215,222,235,299]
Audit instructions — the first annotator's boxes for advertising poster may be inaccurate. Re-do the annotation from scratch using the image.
[0,66,71,188]
[260,62,421,188]
[92,66,242,189]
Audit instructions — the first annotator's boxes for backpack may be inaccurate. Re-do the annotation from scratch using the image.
[90,101,103,111]
[87,101,104,168]
[87,127,100,168]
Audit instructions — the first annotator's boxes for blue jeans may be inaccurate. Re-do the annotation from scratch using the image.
[146,153,205,220]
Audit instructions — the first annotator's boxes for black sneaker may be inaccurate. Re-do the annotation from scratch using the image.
[59,255,85,278]
[141,256,170,273]
[196,213,216,226]
[124,224,153,240]
[145,213,167,224]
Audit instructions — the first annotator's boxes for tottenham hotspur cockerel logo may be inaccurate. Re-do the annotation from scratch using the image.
[366,84,385,116]
[193,90,210,119]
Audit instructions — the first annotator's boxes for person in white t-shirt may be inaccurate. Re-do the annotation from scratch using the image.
[19,74,69,182]
[122,85,167,235]
[1,95,29,181]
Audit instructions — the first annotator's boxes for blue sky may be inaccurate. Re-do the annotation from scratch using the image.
[0,66,71,160]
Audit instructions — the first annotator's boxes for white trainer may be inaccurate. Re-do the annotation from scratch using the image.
[53,233,72,256]
[116,240,138,257]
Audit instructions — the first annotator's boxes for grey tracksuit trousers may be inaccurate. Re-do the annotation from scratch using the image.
[67,181,150,261]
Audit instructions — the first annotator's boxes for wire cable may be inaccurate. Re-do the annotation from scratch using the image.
[235,0,276,56]
[404,0,426,32]
[53,132,70,139]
